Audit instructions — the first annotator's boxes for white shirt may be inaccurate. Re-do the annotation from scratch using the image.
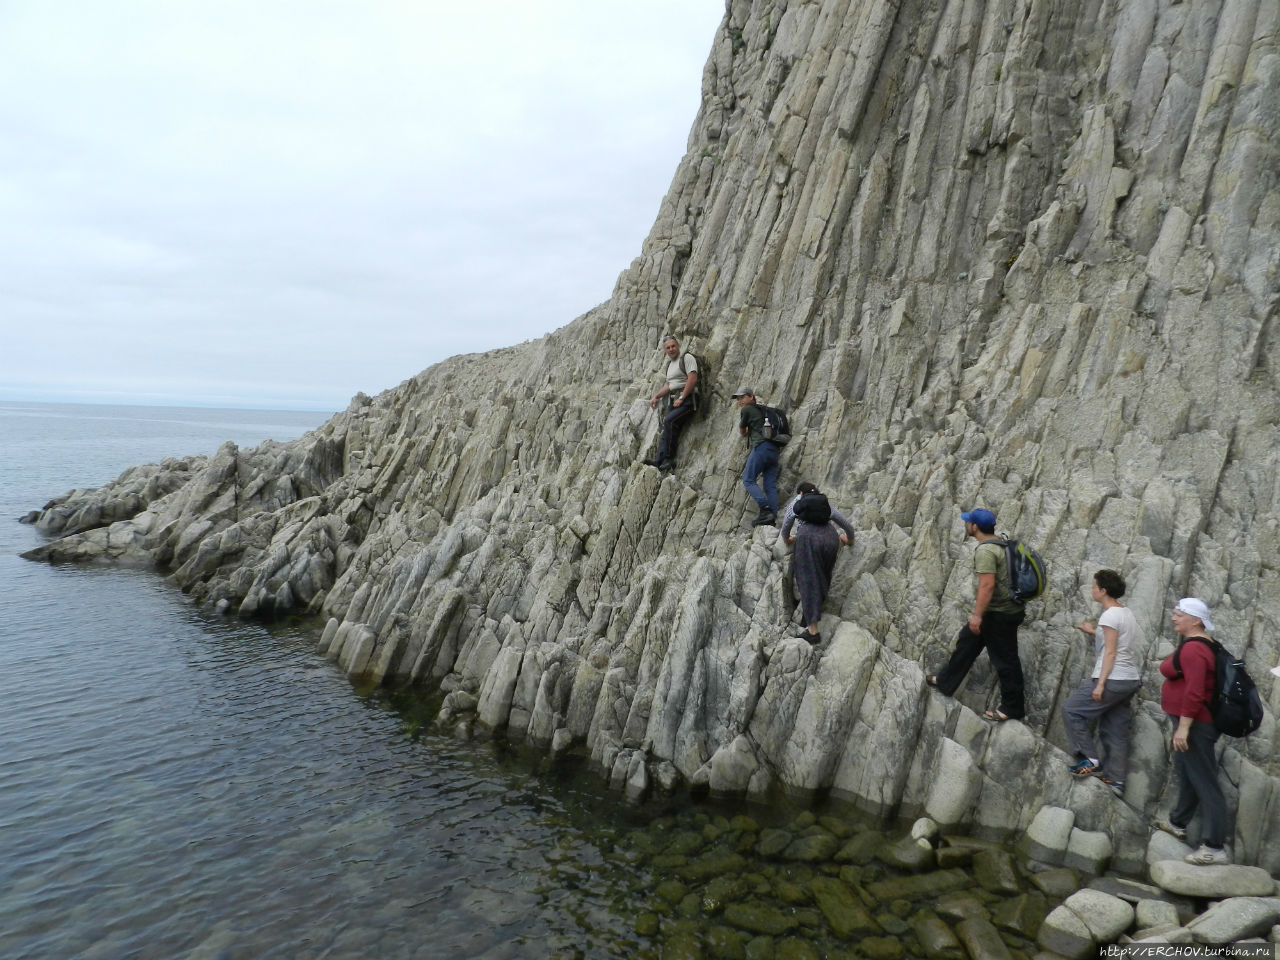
[1093,605,1141,681]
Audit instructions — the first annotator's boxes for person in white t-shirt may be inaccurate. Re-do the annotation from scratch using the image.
[1062,569,1143,796]
[643,335,698,472]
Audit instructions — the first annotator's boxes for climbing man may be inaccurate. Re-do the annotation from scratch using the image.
[643,335,698,472]
[927,508,1028,721]
[733,386,780,526]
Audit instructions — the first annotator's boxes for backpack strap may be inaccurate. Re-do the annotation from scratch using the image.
[1172,635,1216,679]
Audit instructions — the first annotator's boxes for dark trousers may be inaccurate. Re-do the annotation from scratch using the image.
[1061,677,1142,779]
[934,608,1027,718]
[1169,716,1227,848]
[656,401,694,462]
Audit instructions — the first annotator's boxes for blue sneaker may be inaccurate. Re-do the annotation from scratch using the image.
[1068,758,1098,776]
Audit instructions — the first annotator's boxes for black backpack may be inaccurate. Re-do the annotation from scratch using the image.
[1173,636,1265,738]
[990,537,1047,603]
[793,492,831,525]
[757,405,791,445]
[676,353,707,413]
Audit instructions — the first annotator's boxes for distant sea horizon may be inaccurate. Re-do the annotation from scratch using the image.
[0,393,344,414]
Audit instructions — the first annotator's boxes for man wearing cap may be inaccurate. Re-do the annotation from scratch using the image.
[926,508,1028,721]
[733,387,780,526]
[643,335,698,472]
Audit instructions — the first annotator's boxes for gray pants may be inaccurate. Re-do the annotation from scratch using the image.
[1061,677,1142,779]
[1169,716,1227,848]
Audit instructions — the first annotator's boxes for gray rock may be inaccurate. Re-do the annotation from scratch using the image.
[1039,889,1134,958]
[1029,867,1082,899]
[1186,898,1280,945]
[1146,831,1193,867]
[1134,898,1181,930]
[1149,861,1277,898]
[912,911,964,960]
[955,917,1013,960]
[1064,828,1113,875]
[1021,807,1075,866]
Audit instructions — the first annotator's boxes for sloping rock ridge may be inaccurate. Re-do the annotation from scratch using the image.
[22,0,1279,869]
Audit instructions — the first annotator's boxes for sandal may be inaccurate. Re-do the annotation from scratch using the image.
[983,709,1012,722]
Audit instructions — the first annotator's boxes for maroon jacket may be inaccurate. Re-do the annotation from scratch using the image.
[1159,638,1216,723]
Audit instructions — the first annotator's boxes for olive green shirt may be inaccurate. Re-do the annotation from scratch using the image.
[974,540,1021,614]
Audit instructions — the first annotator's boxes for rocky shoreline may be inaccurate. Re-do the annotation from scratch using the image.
[619,802,1280,957]
[20,0,1280,914]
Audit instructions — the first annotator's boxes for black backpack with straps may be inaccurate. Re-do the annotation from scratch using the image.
[793,491,831,525]
[757,405,791,445]
[1172,636,1265,738]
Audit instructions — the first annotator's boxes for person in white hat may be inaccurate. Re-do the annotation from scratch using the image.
[1153,597,1230,865]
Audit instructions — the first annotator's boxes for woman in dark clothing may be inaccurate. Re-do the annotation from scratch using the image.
[780,482,855,644]
[1153,597,1230,865]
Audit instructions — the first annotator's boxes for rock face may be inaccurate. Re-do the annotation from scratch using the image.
[20,0,1280,869]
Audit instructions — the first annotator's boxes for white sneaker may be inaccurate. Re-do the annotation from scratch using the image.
[1184,844,1229,865]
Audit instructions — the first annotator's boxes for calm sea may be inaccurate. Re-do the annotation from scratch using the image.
[0,402,661,960]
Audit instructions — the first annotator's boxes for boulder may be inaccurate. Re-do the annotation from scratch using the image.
[1186,898,1280,945]
[1149,861,1277,898]
[1021,807,1075,865]
[1064,828,1112,875]
[1038,890,1134,959]
[955,917,1013,960]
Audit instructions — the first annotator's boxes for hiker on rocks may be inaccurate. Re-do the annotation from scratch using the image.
[926,508,1027,722]
[733,387,780,526]
[643,335,698,471]
[1062,569,1142,797]
[1154,597,1230,865]
[781,482,854,645]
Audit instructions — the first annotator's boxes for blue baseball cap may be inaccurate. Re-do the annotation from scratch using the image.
[961,508,996,533]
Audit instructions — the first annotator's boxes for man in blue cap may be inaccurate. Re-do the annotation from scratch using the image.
[926,507,1028,721]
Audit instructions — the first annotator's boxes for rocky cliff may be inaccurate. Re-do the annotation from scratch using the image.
[23,0,1279,871]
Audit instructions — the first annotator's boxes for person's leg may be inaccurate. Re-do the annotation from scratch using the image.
[932,623,986,696]
[1061,679,1104,763]
[760,443,780,513]
[1095,679,1142,780]
[983,611,1026,718]
[657,402,694,462]
[1169,717,1200,831]
[1181,721,1227,848]
[742,445,770,511]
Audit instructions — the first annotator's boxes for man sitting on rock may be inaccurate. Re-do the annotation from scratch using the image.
[733,386,780,526]
[643,335,698,472]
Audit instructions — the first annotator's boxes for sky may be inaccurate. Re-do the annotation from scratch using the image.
[0,1,725,412]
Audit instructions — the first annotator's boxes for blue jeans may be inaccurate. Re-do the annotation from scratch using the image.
[742,441,779,513]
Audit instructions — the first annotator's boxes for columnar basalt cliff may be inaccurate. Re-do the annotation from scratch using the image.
[24,0,1279,871]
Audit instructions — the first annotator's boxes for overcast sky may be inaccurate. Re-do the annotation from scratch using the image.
[0,2,724,412]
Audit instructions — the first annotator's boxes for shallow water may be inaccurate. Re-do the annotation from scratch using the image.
[1,402,1061,959]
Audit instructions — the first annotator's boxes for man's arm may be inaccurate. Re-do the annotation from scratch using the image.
[649,382,671,408]
[969,572,994,633]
